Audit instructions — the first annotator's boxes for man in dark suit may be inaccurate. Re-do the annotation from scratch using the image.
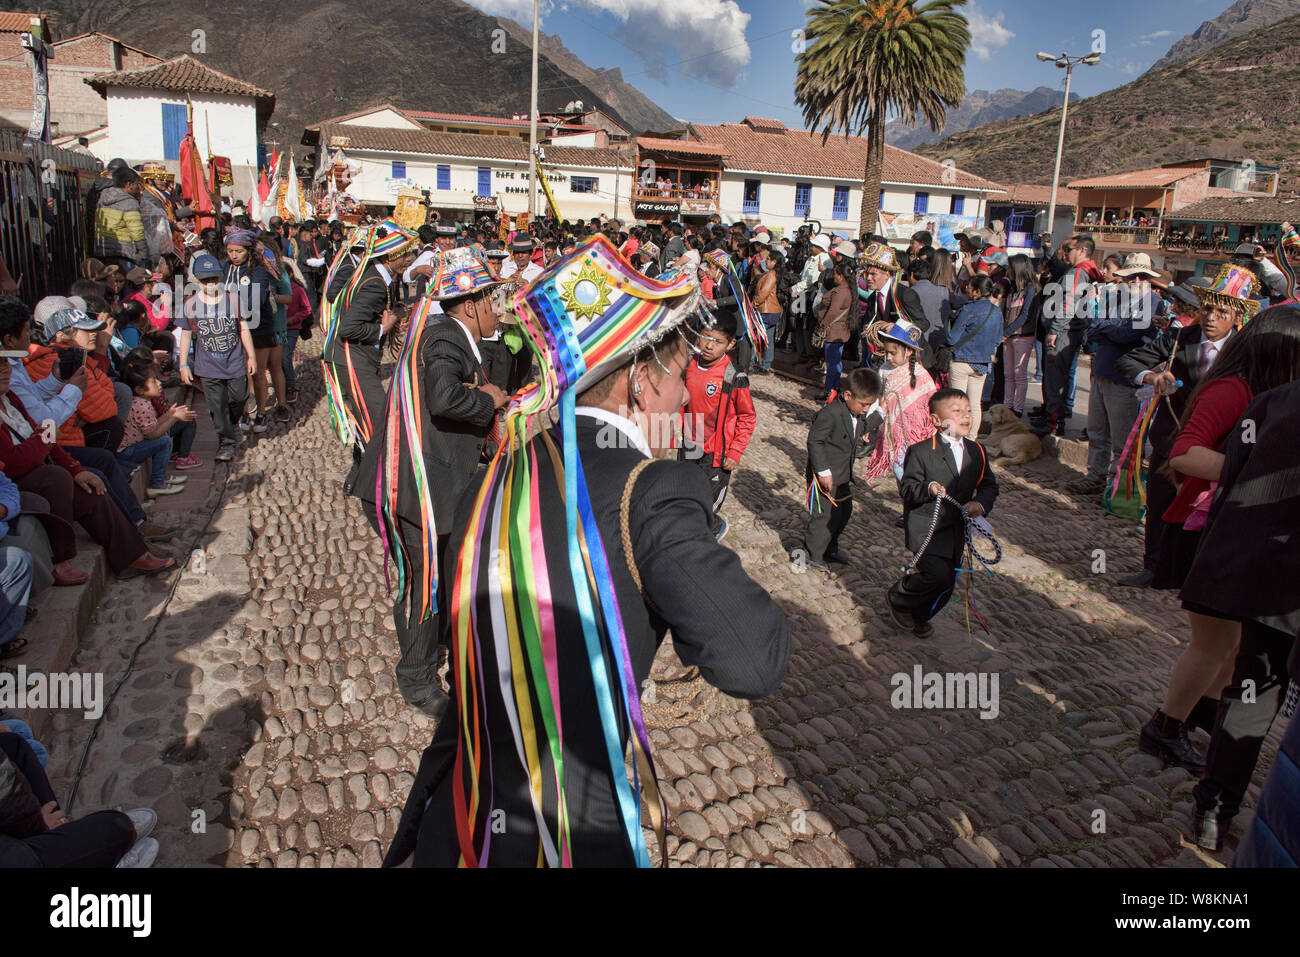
[385,236,790,867]
[888,389,998,638]
[803,367,883,571]
[1113,277,1227,587]
[353,247,509,718]
[859,241,932,369]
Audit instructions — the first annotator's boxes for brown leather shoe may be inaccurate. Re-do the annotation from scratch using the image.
[127,553,175,576]
[53,563,89,586]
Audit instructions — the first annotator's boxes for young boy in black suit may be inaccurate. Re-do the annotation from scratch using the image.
[887,388,998,637]
[801,367,883,572]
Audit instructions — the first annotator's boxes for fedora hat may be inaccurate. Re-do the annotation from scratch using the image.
[1115,252,1160,279]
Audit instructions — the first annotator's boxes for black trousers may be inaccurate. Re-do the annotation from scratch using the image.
[889,550,960,624]
[329,341,386,450]
[479,338,511,392]
[0,733,135,868]
[1043,329,1083,419]
[1193,621,1294,822]
[697,461,732,535]
[1141,455,1177,571]
[391,519,450,708]
[805,479,851,561]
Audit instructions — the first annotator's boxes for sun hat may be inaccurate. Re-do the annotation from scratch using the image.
[859,241,902,273]
[810,234,832,253]
[877,318,924,351]
[1193,264,1262,319]
[834,241,858,259]
[1165,275,1212,309]
[1115,252,1160,279]
[79,258,118,282]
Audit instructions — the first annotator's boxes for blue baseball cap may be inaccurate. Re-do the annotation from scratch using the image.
[42,307,106,339]
[192,253,222,279]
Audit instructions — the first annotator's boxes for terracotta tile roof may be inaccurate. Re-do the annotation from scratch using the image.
[408,110,534,127]
[315,123,622,168]
[0,12,44,32]
[1068,166,1201,190]
[53,32,161,59]
[988,183,1078,207]
[85,54,274,107]
[1165,194,1300,224]
[635,136,726,157]
[684,122,1001,191]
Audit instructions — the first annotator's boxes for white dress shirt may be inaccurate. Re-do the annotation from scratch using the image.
[940,431,965,473]
[575,406,651,459]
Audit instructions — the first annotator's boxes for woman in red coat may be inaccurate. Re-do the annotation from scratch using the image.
[1139,304,1300,770]
[0,361,172,579]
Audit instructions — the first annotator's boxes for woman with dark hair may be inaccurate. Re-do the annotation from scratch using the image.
[815,259,857,398]
[1001,254,1042,417]
[252,232,293,427]
[1139,304,1300,771]
[752,248,783,374]
[945,275,1004,439]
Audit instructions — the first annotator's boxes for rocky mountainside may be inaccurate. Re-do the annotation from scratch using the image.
[914,12,1300,186]
[885,87,1078,150]
[1149,0,1300,72]
[15,0,676,143]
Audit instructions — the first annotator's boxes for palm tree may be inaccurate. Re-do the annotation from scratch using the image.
[795,0,970,235]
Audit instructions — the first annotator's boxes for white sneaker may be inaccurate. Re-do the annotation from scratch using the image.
[125,807,157,841]
[146,484,184,497]
[166,474,188,485]
[115,836,159,868]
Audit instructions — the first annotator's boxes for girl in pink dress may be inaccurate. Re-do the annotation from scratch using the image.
[862,320,937,481]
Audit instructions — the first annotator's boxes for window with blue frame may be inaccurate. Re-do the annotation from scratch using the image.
[832,185,849,219]
[743,179,761,213]
[571,176,598,193]
[794,182,812,217]
[950,194,964,215]
[391,160,406,179]
[477,167,491,196]
[913,192,929,214]
[436,165,450,190]
[879,189,886,211]
[161,103,187,161]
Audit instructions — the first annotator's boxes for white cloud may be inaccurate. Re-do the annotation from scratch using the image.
[1134,29,1174,47]
[462,0,752,86]
[967,4,1015,60]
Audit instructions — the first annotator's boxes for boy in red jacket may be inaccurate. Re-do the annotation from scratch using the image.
[681,308,756,542]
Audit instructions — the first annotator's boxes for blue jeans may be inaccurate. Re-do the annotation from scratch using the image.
[1066,350,1079,413]
[282,328,301,391]
[1033,340,1043,380]
[0,545,32,649]
[823,341,844,394]
[66,446,145,526]
[170,418,196,458]
[759,313,779,371]
[0,717,46,767]
[116,435,173,489]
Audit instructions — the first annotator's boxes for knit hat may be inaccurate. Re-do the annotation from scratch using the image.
[1193,264,1262,319]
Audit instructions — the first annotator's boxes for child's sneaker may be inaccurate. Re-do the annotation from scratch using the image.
[273,405,290,424]
[123,807,157,841]
[238,413,252,432]
[115,836,160,868]
[215,444,235,463]
[166,474,188,485]
[285,389,299,406]
[146,484,183,497]
[173,455,202,470]
[252,413,269,433]
[713,518,729,543]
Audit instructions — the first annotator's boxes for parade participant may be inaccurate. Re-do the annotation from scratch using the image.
[295,219,327,309]
[1037,235,1102,437]
[815,259,857,398]
[402,225,440,300]
[803,366,882,572]
[500,236,543,284]
[858,242,931,370]
[1115,276,1222,588]
[1138,303,1300,771]
[136,163,178,264]
[681,308,756,542]
[702,248,767,373]
[384,235,790,868]
[320,221,418,493]
[861,319,937,481]
[1177,375,1300,851]
[886,389,998,639]
[352,246,509,718]
[250,232,293,429]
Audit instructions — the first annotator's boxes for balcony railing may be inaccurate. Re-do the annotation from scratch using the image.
[1160,235,1300,261]
[1080,223,1161,247]
[742,199,760,215]
[632,185,718,210]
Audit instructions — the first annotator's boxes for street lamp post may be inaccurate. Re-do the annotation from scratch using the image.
[1037,50,1100,239]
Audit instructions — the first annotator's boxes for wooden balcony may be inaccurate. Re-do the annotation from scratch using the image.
[631,184,718,213]
[1080,223,1162,248]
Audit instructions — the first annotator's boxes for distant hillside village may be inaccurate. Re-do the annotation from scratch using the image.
[2,9,1296,283]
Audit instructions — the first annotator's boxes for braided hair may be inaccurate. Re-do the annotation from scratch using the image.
[908,349,918,390]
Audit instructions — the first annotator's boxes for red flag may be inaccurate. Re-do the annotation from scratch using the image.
[257,168,271,203]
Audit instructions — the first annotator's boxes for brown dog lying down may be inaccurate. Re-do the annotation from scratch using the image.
[979,404,1044,465]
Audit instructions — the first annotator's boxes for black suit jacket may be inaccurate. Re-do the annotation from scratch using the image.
[352,319,496,534]
[864,281,933,367]
[324,263,388,368]
[1180,380,1300,636]
[385,417,792,867]
[1115,322,1208,457]
[806,397,879,486]
[899,434,998,561]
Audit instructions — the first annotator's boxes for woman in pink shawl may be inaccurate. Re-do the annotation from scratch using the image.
[862,319,937,481]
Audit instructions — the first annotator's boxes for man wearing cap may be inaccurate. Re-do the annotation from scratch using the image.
[790,233,832,360]
[1113,272,1240,588]
[385,236,790,867]
[93,166,148,269]
[1232,242,1287,301]
[324,223,418,491]
[352,246,509,719]
[402,225,441,300]
[1072,252,1164,496]
[660,223,685,272]
[295,220,328,310]
[859,241,931,368]
[500,237,543,285]
[1037,235,1103,437]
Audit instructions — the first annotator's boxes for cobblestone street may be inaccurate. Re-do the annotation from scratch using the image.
[42,342,1286,867]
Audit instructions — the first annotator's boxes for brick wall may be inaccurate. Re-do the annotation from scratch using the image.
[52,34,115,67]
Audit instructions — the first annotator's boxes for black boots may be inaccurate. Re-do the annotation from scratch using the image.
[1139,709,1206,771]
[1192,799,1234,852]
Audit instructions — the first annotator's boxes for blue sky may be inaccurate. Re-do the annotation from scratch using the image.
[465,0,1227,128]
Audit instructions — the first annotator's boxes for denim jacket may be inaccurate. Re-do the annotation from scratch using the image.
[946,298,1004,373]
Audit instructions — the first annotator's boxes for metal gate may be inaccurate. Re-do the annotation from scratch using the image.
[0,129,100,307]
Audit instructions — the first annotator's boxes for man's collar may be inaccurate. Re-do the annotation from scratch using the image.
[375,262,393,284]
[575,406,651,459]
[449,315,483,364]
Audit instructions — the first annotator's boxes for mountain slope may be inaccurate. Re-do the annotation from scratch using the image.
[915,12,1300,185]
[12,0,676,143]
[885,87,1079,150]
[1149,0,1300,73]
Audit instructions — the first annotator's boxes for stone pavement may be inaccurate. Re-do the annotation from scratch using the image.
[41,342,1287,867]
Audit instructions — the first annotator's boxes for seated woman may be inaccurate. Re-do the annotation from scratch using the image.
[0,359,173,580]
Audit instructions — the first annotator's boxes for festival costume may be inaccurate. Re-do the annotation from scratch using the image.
[861,321,937,481]
[385,236,790,867]
[703,248,768,371]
